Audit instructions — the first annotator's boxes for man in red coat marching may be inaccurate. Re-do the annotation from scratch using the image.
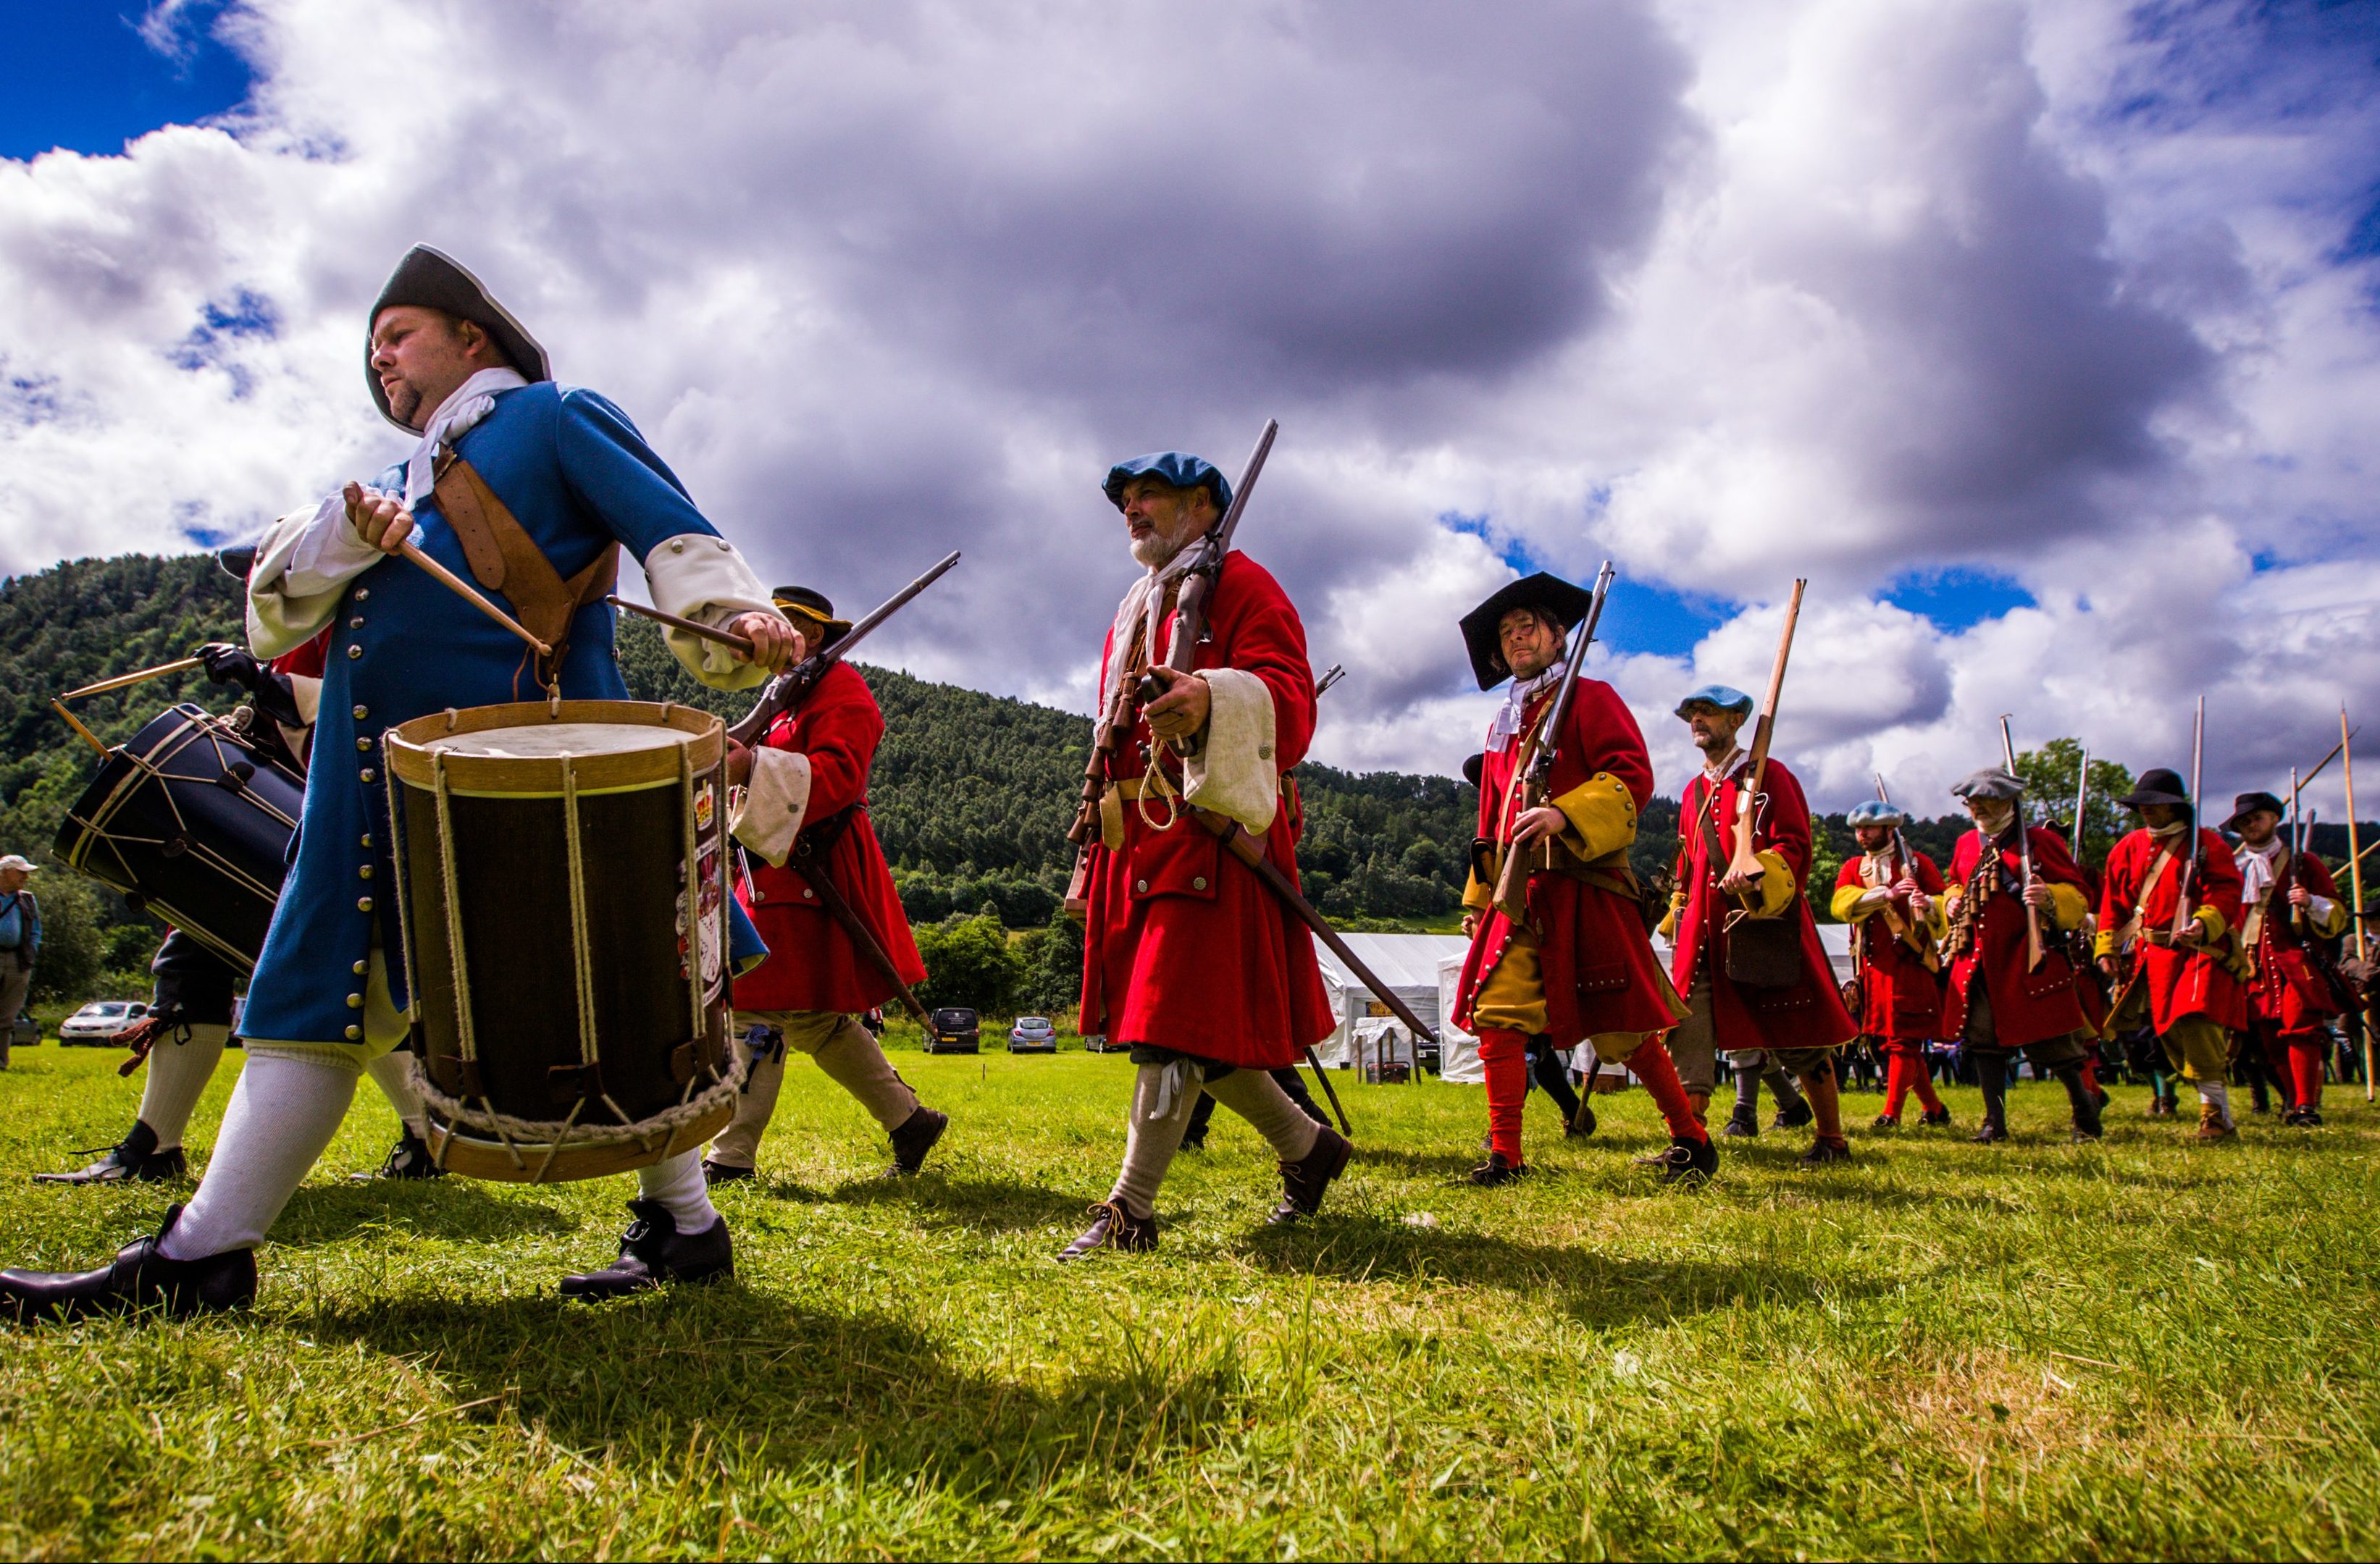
[1830,799,1950,1130]
[2096,768,2250,1141]
[1450,574,1711,1185]
[1664,686,1859,1164]
[1940,769,2103,1142]
[709,586,944,1182]
[2224,791,2347,1127]
[1060,452,1350,1260]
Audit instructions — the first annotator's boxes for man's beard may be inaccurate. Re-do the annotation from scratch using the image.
[1693,728,1738,758]
[1130,527,1185,569]
[384,378,427,429]
[1972,805,2014,836]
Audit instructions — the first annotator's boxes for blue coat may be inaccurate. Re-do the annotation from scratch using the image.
[241,382,763,1048]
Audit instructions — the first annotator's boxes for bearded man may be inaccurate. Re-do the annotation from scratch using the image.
[1449,576,1710,1185]
[3,245,797,1321]
[1940,770,2103,1143]
[1664,687,1859,1164]
[2224,791,2347,1127]
[1830,799,1951,1130]
[1059,452,1350,1260]
[2097,769,2250,1142]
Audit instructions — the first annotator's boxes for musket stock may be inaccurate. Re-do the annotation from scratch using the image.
[1998,715,2043,971]
[1727,581,1806,899]
[1488,562,1617,922]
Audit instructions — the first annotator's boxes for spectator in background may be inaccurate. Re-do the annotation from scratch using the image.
[0,856,41,1030]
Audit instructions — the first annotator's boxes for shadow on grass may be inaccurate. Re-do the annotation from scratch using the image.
[272,1181,571,1245]
[825,1172,1087,1233]
[1236,1215,1904,1327]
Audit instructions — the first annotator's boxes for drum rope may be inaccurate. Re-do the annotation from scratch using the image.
[384,760,421,1024]
[407,1051,745,1148]
[561,756,604,1071]
[432,756,482,1067]
[679,742,706,1044]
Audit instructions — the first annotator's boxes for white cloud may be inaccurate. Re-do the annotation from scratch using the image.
[0,0,2375,822]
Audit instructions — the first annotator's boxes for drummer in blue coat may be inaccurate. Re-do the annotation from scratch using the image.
[2,245,801,1321]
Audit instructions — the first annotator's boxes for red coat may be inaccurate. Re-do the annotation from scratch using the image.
[1835,849,1945,1041]
[1078,552,1334,1069]
[1452,678,1680,1048]
[1943,825,2092,1048]
[2240,847,2345,1033]
[1670,757,1856,1053]
[731,662,927,1014]
[2099,826,2249,1032]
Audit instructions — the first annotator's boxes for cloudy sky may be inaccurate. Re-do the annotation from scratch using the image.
[2,0,2376,816]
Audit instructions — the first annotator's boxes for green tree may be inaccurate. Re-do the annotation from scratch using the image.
[27,873,112,1006]
[2014,739,2134,867]
[912,914,1020,1017]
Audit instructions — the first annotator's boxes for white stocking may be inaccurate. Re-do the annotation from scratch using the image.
[637,1148,718,1232]
[135,1024,230,1151]
[363,1051,430,1139]
[159,1053,357,1258]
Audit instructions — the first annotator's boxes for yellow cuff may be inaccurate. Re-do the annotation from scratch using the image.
[1551,773,1638,862]
[1830,884,1878,923]
[1753,849,1796,918]
[1462,868,1493,913]
[2093,926,2120,960]
[2194,904,2227,941]
[2047,884,2090,932]
[1657,890,1684,941]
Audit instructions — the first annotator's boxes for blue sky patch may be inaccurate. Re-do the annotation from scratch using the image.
[1,1,255,161]
[1595,578,1732,659]
[1883,566,2035,631]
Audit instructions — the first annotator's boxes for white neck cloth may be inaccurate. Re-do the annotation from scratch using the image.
[1486,667,1562,754]
[401,366,529,508]
[1099,549,1201,709]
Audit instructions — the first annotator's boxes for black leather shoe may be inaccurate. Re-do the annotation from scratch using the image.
[1057,1201,1157,1261]
[2071,1103,2105,1143]
[1268,1127,1351,1224]
[1,1205,255,1323]
[887,1106,948,1176]
[1468,1151,1529,1187]
[2300,1107,2325,1127]
[1720,1105,1760,1138]
[1871,1112,1901,1130]
[1656,1135,1719,1187]
[353,1128,444,1182]
[702,1160,755,1186]
[33,1120,186,1185]
[1798,1136,1853,1166]
[1567,1101,1597,1139]
[1920,1106,1953,1127]
[1773,1099,1814,1130]
[558,1201,733,1300]
[1972,1119,2009,1144]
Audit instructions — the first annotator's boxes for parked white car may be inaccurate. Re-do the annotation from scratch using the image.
[1008,1015,1058,1054]
[59,1001,150,1045]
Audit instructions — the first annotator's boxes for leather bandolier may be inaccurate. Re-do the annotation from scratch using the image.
[433,449,620,686]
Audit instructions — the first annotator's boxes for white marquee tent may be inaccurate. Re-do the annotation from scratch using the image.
[1310,931,1467,1070]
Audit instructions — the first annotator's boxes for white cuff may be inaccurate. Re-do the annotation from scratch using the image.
[641,534,785,691]
[2308,895,2339,926]
[731,747,813,866]
[248,497,378,657]
[1856,887,1892,907]
[1182,667,1279,835]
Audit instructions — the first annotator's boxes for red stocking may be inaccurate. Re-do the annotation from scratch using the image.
[1908,1050,1945,1113]
[1883,1052,1911,1118]
[1477,1029,1528,1163]
[1619,1036,1711,1143]
[2289,1038,2325,1109]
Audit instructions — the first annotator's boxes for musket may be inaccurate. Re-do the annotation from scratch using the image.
[1488,561,1617,921]
[2071,747,2091,868]
[2341,707,2373,1099]
[2170,697,2205,939]
[777,820,929,1025]
[1997,716,2044,971]
[1727,580,1808,901]
[724,551,962,746]
[2289,765,2305,934]
[1315,663,1346,698]
[1868,773,1929,959]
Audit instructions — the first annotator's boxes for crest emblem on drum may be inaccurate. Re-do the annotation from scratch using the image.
[695,780,716,832]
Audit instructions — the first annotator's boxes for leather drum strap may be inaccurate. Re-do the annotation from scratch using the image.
[432,450,621,676]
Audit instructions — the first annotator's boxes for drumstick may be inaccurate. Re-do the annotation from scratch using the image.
[50,699,109,757]
[605,596,756,657]
[397,539,550,657]
[56,656,206,702]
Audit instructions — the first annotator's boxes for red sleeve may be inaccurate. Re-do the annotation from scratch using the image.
[1834,857,1864,894]
[2300,852,2342,901]
[2099,834,2140,928]
[270,626,332,679]
[1564,679,1654,808]
[1916,853,1945,895]
[775,663,881,820]
[2029,826,2090,894]
[2195,827,2245,925]
[1207,553,1315,773]
[1948,832,1978,884]
[1753,760,1814,885]
[1675,776,1701,888]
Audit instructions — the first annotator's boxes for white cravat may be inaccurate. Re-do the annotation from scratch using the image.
[2236,836,2279,905]
[1486,666,1561,754]
[1099,550,1199,709]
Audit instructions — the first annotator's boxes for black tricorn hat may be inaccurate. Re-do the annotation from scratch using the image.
[216,543,257,580]
[2222,791,2287,831]
[770,585,852,648]
[366,245,550,429]
[2117,768,2192,809]
[1461,752,1485,789]
[1458,572,1593,691]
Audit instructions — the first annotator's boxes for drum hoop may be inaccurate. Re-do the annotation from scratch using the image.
[385,699,722,796]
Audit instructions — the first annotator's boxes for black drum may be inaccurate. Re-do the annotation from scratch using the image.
[384,699,737,1182]
[54,703,305,974]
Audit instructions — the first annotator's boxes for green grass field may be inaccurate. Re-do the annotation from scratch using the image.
[2,1038,2376,1560]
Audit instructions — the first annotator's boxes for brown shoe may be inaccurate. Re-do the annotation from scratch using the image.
[1268,1127,1351,1225]
[1057,1201,1157,1261]
[2195,1105,2237,1143]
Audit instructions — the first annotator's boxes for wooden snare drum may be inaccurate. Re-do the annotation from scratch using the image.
[384,700,737,1182]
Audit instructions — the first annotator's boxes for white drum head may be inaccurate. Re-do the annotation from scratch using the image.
[418,723,693,760]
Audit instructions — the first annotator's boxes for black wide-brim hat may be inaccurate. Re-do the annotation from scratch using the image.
[366,245,550,429]
[216,543,257,580]
[1458,572,1593,690]
[2222,790,2287,831]
[1461,752,1485,789]
[771,585,852,648]
[2117,768,2191,809]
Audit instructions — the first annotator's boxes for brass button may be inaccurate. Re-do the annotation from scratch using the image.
[1135,878,1149,892]
[357,896,374,912]
[1192,876,1207,891]
[347,993,364,1009]
[354,587,369,601]
[359,865,372,879]
[359,833,372,849]
[802,888,814,899]
[349,616,365,629]
[670,539,686,553]
[348,645,362,660]
[356,737,372,752]
[351,959,368,976]
[345,1025,363,1040]
[360,768,375,782]
[353,705,368,720]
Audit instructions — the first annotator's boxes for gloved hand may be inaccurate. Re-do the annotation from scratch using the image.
[197,643,265,691]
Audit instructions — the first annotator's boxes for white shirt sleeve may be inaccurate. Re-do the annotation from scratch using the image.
[246,495,385,657]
